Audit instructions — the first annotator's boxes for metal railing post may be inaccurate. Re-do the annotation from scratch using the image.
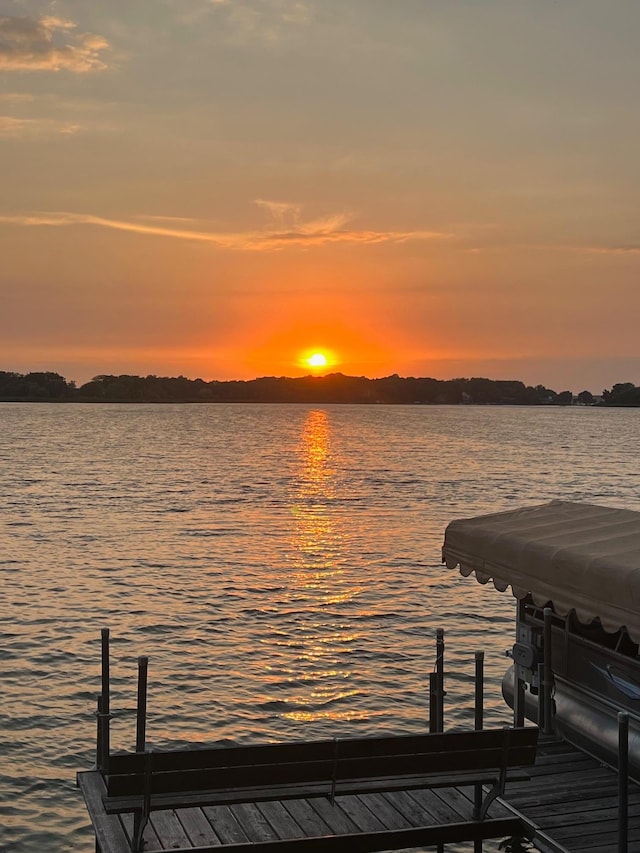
[474,651,485,852]
[136,656,149,753]
[514,600,526,727]
[429,672,437,733]
[100,628,110,772]
[436,628,445,732]
[618,711,629,853]
[474,651,484,732]
[537,663,545,732]
[96,694,103,770]
[543,608,554,734]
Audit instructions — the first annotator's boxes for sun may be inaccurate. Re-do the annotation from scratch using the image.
[307,353,327,368]
[299,349,336,372]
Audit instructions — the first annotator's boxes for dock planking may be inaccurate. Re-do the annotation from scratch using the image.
[500,734,640,853]
[79,734,640,853]
[78,771,531,852]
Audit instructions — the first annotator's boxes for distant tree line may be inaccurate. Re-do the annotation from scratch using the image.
[2,370,640,405]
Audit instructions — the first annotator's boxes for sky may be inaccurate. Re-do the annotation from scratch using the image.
[1,0,639,393]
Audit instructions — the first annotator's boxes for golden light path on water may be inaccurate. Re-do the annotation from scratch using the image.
[267,410,368,723]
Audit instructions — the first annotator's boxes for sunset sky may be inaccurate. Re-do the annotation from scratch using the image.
[1,1,639,392]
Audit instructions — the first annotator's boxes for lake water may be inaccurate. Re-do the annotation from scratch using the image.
[1,403,639,852]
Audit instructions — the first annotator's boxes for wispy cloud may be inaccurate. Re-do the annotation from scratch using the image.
[467,241,640,257]
[254,198,302,227]
[576,244,640,256]
[205,0,312,45]
[0,92,35,103]
[0,209,453,251]
[0,116,82,137]
[0,15,109,72]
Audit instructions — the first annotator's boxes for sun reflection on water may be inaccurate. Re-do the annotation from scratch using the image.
[264,409,367,724]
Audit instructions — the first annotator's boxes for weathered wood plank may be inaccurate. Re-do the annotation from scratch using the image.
[526,767,615,784]
[452,783,516,819]
[356,793,408,830]
[256,800,304,840]
[507,776,627,804]
[306,796,360,835]
[202,805,250,844]
[548,816,640,840]
[382,789,441,826]
[525,795,640,817]
[118,818,528,853]
[333,795,389,832]
[282,798,334,837]
[403,787,466,825]
[527,760,602,779]
[119,811,162,852]
[149,809,193,850]
[532,751,592,767]
[76,772,131,853]
[127,817,529,853]
[230,802,279,842]
[175,807,222,847]
[527,799,636,826]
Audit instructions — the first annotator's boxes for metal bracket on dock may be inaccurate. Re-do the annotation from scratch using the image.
[476,725,512,822]
[131,749,153,853]
[329,737,339,806]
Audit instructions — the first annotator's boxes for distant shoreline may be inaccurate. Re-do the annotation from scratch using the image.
[2,370,639,406]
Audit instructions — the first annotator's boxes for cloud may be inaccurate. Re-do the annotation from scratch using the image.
[254,199,302,227]
[207,0,312,45]
[0,210,453,251]
[0,15,109,72]
[0,116,82,137]
[0,93,34,103]
[577,245,640,256]
[467,241,640,257]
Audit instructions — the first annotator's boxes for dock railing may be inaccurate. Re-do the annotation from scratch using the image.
[618,710,629,853]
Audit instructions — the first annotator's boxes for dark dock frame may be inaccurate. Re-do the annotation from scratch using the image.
[78,627,637,853]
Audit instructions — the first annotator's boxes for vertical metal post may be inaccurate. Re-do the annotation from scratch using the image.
[100,628,110,772]
[133,749,153,853]
[96,695,103,770]
[474,651,485,852]
[330,738,339,806]
[514,600,526,727]
[436,641,445,853]
[436,628,445,733]
[429,672,437,734]
[618,711,629,853]
[136,656,149,753]
[537,663,545,731]
[474,651,484,732]
[543,607,554,734]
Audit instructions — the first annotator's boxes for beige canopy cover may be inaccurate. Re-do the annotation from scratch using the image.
[442,500,640,643]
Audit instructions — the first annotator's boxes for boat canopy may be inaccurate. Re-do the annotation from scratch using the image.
[442,500,640,643]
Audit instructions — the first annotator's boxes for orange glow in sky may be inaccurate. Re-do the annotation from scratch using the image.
[1,3,639,392]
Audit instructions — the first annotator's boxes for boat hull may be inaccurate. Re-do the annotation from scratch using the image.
[503,663,640,782]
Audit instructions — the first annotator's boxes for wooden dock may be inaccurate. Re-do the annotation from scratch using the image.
[79,629,639,853]
[78,770,530,853]
[78,733,639,853]
[501,735,640,853]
